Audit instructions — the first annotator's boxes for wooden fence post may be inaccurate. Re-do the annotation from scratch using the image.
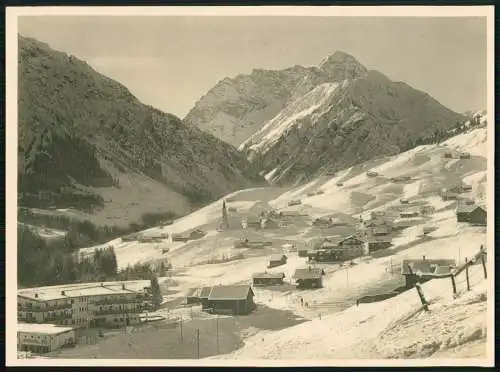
[415,283,429,311]
[480,246,487,279]
[450,274,457,295]
[465,257,471,291]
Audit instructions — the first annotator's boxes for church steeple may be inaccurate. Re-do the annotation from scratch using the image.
[220,199,229,230]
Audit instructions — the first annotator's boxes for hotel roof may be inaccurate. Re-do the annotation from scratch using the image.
[17,280,150,301]
[17,322,75,335]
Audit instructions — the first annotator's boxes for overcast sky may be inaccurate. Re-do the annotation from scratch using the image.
[18,16,487,118]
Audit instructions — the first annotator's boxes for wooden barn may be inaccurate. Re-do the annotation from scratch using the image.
[401,258,456,288]
[293,267,325,289]
[456,204,486,225]
[268,254,288,268]
[363,235,392,253]
[288,200,302,207]
[252,272,285,286]
[206,284,256,315]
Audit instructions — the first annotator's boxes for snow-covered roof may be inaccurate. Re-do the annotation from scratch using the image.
[293,268,324,280]
[208,284,253,300]
[252,272,285,279]
[269,254,287,262]
[401,259,456,275]
[17,323,75,335]
[18,280,149,301]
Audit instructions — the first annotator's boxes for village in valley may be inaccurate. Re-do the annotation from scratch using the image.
[17,120,489,360]
[12,11,491,364]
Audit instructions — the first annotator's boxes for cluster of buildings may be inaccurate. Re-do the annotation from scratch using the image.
[17,280,152,354]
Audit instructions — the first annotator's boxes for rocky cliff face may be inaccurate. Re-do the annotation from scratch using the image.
[188,51,467,186]
[18,36,264,222]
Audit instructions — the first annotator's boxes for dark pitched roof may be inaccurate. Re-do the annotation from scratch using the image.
[208,284,254,300]
[293,268,325,280]
[252,272,285,279]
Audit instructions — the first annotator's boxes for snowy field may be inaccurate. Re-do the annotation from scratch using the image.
[69,126,491,360]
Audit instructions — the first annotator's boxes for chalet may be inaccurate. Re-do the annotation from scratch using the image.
[293,267,325,289]
[443,152,454,159]
[399,209,420,218]
[449,183,472,194]
[206,284,256,315]
[172,234,190,242]
[336,182,344,187]
[401,258,456,288]
[252,272,285,286]
[316,190,325,195]
[371,211,386,219]
[366,171,379,177]
[315,235,366,261]
[459,152,471,159]
[298,249,309,257]
[312,216,333,227]
[420,205,436,215]
[422,226,436,235]
[400,198,409,204]
[189,229,206,240]
[243,216,262,229]
[307,191,316,197]
[369,225,392,236]
[456,204,486,225]
[288,200,302,207]
[363,235,392,253]
[268,254,288,268]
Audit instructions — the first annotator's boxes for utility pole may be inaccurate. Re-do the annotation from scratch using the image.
[179,315,183,342]
[196,329,200,359]
[216,316,220,354]
[346,266,349,288]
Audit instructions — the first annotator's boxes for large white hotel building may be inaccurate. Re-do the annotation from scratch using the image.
[17,280,152,354]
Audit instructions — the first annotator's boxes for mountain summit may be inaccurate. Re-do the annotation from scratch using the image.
[186,51,467,185]
[18,36,264,222]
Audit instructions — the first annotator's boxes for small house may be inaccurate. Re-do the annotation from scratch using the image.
[293,267,325,289]
[288,200,302,207]
[189,229,206,240]
[441,190,460,201]
[459,152,471,159]
[298,249,309,257]
[400,198,409,204]
[456,204,486,225]
[401,258,456,288]
[244,216,262,229]
[369,225,392,236]
[206,284,256,315]
[316,190,325,195]
[252,272,285,286]
[336,182,344,187]
[420,205,436,215]
[172,234,190,242]
[312,216,333,227]
[399,209,420,218]
[449,183,472,194]
[422,226,436,235]
[268,254,287,268]
[443,152,454,159]
[366,171,379,177]
[363,235,392,253]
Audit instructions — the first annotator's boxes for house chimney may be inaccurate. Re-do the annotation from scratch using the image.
[61,290,65,296]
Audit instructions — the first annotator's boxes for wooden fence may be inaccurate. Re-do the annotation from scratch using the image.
[409,245,488,311]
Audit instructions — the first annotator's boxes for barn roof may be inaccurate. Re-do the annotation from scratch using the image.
[252,272,285,279]
[293,267,325,280]
[401,259,456,275]
[269,254,287,261]
[208,284,254,300]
